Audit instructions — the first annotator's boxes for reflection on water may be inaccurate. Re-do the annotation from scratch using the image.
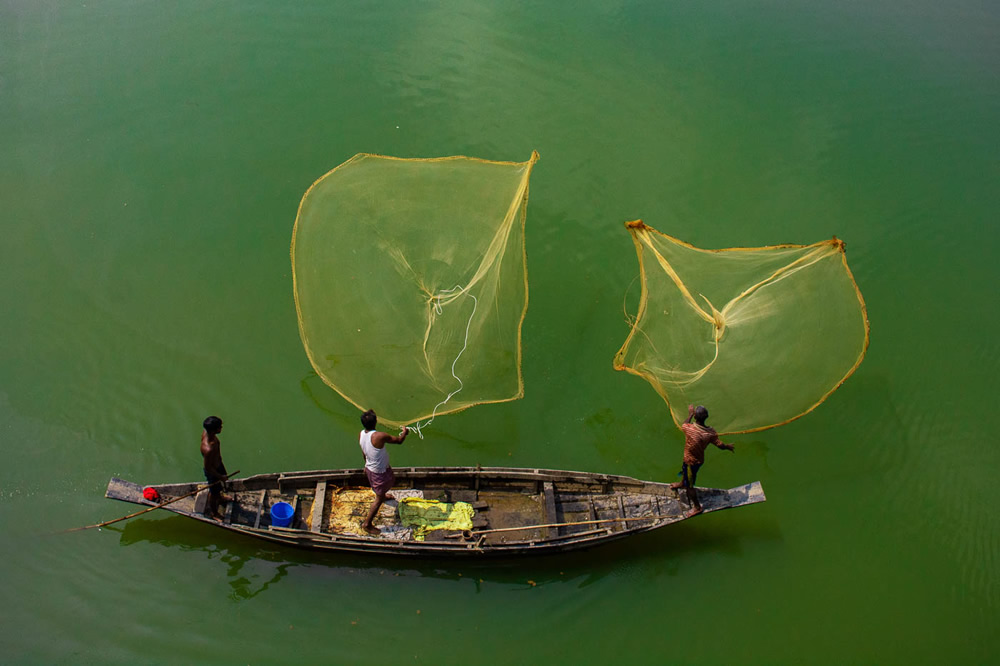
[119,516,295,601]
[116,510,781,595]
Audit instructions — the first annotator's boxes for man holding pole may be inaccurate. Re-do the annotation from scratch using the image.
[201,415,229,520]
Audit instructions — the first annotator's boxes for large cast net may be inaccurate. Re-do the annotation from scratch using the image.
[292,152,539,429]
[614,220,869,434]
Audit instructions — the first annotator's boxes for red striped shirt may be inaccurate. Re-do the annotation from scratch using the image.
[680,423,722,465]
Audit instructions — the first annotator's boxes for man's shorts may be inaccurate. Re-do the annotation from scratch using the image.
[204,468,226,497]
[679,463,702,488]
[366,466,395,497]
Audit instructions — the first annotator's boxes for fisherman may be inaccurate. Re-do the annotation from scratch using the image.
[359,409,409,535]
[671,404,734,516]
[200,415,229,520]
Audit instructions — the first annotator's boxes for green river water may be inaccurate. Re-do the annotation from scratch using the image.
[2,1,998,663]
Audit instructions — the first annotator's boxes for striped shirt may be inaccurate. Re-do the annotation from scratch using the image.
[680,422,723,465]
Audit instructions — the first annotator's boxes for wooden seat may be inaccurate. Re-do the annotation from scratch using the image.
[311,482,327,533]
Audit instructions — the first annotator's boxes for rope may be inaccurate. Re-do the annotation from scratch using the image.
[408,285,477,439]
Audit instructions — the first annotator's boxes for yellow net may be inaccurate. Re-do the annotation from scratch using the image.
[292,152,539,428]
[614,220,870,435]
[398,498,475,541]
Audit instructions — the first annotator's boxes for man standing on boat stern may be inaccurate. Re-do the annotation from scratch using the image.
[201,416,229,521]
[359,409,408,535]
[671,404,734,517]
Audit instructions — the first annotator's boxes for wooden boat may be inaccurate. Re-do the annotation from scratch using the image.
[105,466,765,557]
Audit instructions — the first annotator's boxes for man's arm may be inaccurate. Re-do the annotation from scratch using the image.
[372,427,409,447]
[685,404,695,424]
[712,433,735,452]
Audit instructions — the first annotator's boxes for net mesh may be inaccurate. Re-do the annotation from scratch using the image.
[614,220,870,435]
[292,152,539,428]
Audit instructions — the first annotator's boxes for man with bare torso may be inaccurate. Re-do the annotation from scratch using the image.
[358,409,409,535]
[200,415,229,520]
[671,404,734,516]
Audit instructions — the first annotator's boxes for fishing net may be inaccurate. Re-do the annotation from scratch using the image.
[614,220,869,435]
[292,152,539,429]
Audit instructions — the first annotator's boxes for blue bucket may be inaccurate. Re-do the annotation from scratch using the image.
[270,501,294,528]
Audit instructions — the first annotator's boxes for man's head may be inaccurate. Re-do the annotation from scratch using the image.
[203,415,223,434]
[693,405,709,424]
[361,409,377,431]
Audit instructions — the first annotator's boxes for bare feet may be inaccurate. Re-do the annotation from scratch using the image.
[384,492,395,501]
[685,507,703,518]
[669,482,683,489]
[362,524,380,536]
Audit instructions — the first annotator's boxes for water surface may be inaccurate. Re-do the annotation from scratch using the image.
[2,1,998,662]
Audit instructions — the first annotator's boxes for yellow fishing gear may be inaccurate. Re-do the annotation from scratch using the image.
[398,498,474,541]
[614,220,869,434]
[291,152,540,429]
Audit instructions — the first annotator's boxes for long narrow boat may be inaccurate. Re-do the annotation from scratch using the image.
[106,466,765,557]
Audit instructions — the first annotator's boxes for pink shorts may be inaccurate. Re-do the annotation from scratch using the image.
[365,467,395,497]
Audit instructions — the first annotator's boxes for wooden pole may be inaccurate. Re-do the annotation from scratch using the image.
[61,470,240,534]
[468,513,680,536]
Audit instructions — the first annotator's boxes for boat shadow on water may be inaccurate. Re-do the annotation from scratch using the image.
[115,509,783,598]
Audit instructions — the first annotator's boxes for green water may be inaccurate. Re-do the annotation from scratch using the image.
[2,1,998,662]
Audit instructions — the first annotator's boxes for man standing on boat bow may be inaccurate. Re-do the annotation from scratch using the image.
[671,404,734,517]
[359,409,409,535]
[201,415,230,521]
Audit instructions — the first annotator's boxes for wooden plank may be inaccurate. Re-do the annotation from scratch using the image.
[244,467,654,489]
[623,498,649,519]
[104,478,146,502]
[311,482,327,533]
[403,468,647,485]
[542,527,607,543]
[558,501,584,513]
[253,489,267,529]
[224,496,235,524]
[542,482,559,537]
[617,495,627,532]
[279,472,354,492]
[194,489,209,515]
[423,530,461,542]
[588,498,597,521]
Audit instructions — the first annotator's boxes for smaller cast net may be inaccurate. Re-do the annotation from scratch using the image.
[292,152,539,429]
[614,220,869,435]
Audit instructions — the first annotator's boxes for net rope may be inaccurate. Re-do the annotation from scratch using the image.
[408,285,478,439]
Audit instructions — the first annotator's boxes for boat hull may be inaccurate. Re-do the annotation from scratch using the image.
[105,466,765,557]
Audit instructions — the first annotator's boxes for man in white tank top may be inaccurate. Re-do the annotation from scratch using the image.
[359,409,409,535]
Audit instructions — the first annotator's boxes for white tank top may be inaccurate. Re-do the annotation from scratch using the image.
[359,429,389,474]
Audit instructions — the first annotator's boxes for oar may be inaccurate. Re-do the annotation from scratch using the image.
[60,470,240,534]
